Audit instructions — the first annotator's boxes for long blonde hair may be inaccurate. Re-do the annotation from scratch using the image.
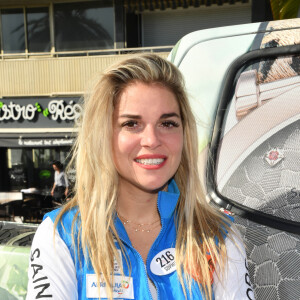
[56,53,231,299]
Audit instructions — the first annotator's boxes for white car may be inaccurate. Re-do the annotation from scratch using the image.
[170,18,300,300]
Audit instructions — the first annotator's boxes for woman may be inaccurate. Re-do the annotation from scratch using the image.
[51,160,69,203]
[26,54,254,300]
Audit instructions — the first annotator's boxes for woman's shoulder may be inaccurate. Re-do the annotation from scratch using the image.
[44,206,79,235]
[41,206,80,250]
[44,205,77,221]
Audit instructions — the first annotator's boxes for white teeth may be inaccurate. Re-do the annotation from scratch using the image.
[136,158,165,165]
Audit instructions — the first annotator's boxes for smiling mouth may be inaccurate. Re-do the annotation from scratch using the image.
[135,158,166,165]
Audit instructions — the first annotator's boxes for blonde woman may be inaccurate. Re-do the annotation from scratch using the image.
[26,54,254,300]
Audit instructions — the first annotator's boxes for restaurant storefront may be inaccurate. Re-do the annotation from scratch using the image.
[0,0,254,223]
[0,96,80,193]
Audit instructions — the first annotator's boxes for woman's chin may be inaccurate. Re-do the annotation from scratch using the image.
[136,180,169,194]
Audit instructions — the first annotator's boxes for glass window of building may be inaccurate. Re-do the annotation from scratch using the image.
[7,149,28,190]
[1,9,25,53]
[54,0,114,51]
[26,7,51,52]
[4,147,72,192]
[32,147,73,194]
[32,148,58,195]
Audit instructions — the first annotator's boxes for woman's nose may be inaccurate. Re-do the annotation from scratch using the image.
[140,125,161,148]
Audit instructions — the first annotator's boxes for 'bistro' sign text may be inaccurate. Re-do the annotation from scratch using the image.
[0,100,82,123]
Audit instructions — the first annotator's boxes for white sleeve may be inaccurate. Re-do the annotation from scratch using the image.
[213,226,255,300]
[26,217,78,300]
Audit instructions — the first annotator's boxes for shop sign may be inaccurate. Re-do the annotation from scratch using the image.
[17,136,74,147]
[0,97,82,128]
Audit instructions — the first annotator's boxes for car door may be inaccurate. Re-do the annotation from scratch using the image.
[170,18,300,300]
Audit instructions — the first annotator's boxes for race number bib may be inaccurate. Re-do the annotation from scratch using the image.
[150,248,176,276]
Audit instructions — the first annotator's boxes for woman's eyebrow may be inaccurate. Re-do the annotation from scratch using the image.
[119,114,142,119]
[119,113,180,119]
[160,113,181,119]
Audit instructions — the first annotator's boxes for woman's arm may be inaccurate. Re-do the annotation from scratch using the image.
[26,217,78,300]
[51,183,56,196]
[213,226,255,300]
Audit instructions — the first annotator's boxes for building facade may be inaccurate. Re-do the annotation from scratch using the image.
[0,0,253,192]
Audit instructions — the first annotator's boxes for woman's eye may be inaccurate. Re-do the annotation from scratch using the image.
[161,120,180,128]
[121,120,138,129]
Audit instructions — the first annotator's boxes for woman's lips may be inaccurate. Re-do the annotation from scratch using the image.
[134,155,167,169]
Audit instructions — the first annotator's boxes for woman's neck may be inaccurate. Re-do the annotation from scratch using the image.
[117,185,161,224]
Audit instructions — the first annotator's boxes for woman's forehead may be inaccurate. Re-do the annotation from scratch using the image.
[115,82,180,114]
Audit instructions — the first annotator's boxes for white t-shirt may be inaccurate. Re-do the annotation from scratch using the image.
[26,218,255,300]
[54,171,69,187]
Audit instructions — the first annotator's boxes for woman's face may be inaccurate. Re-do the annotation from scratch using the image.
[113,81,184,193]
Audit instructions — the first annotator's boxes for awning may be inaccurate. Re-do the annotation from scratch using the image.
[125,0,249,12]
[0,132,76,148]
